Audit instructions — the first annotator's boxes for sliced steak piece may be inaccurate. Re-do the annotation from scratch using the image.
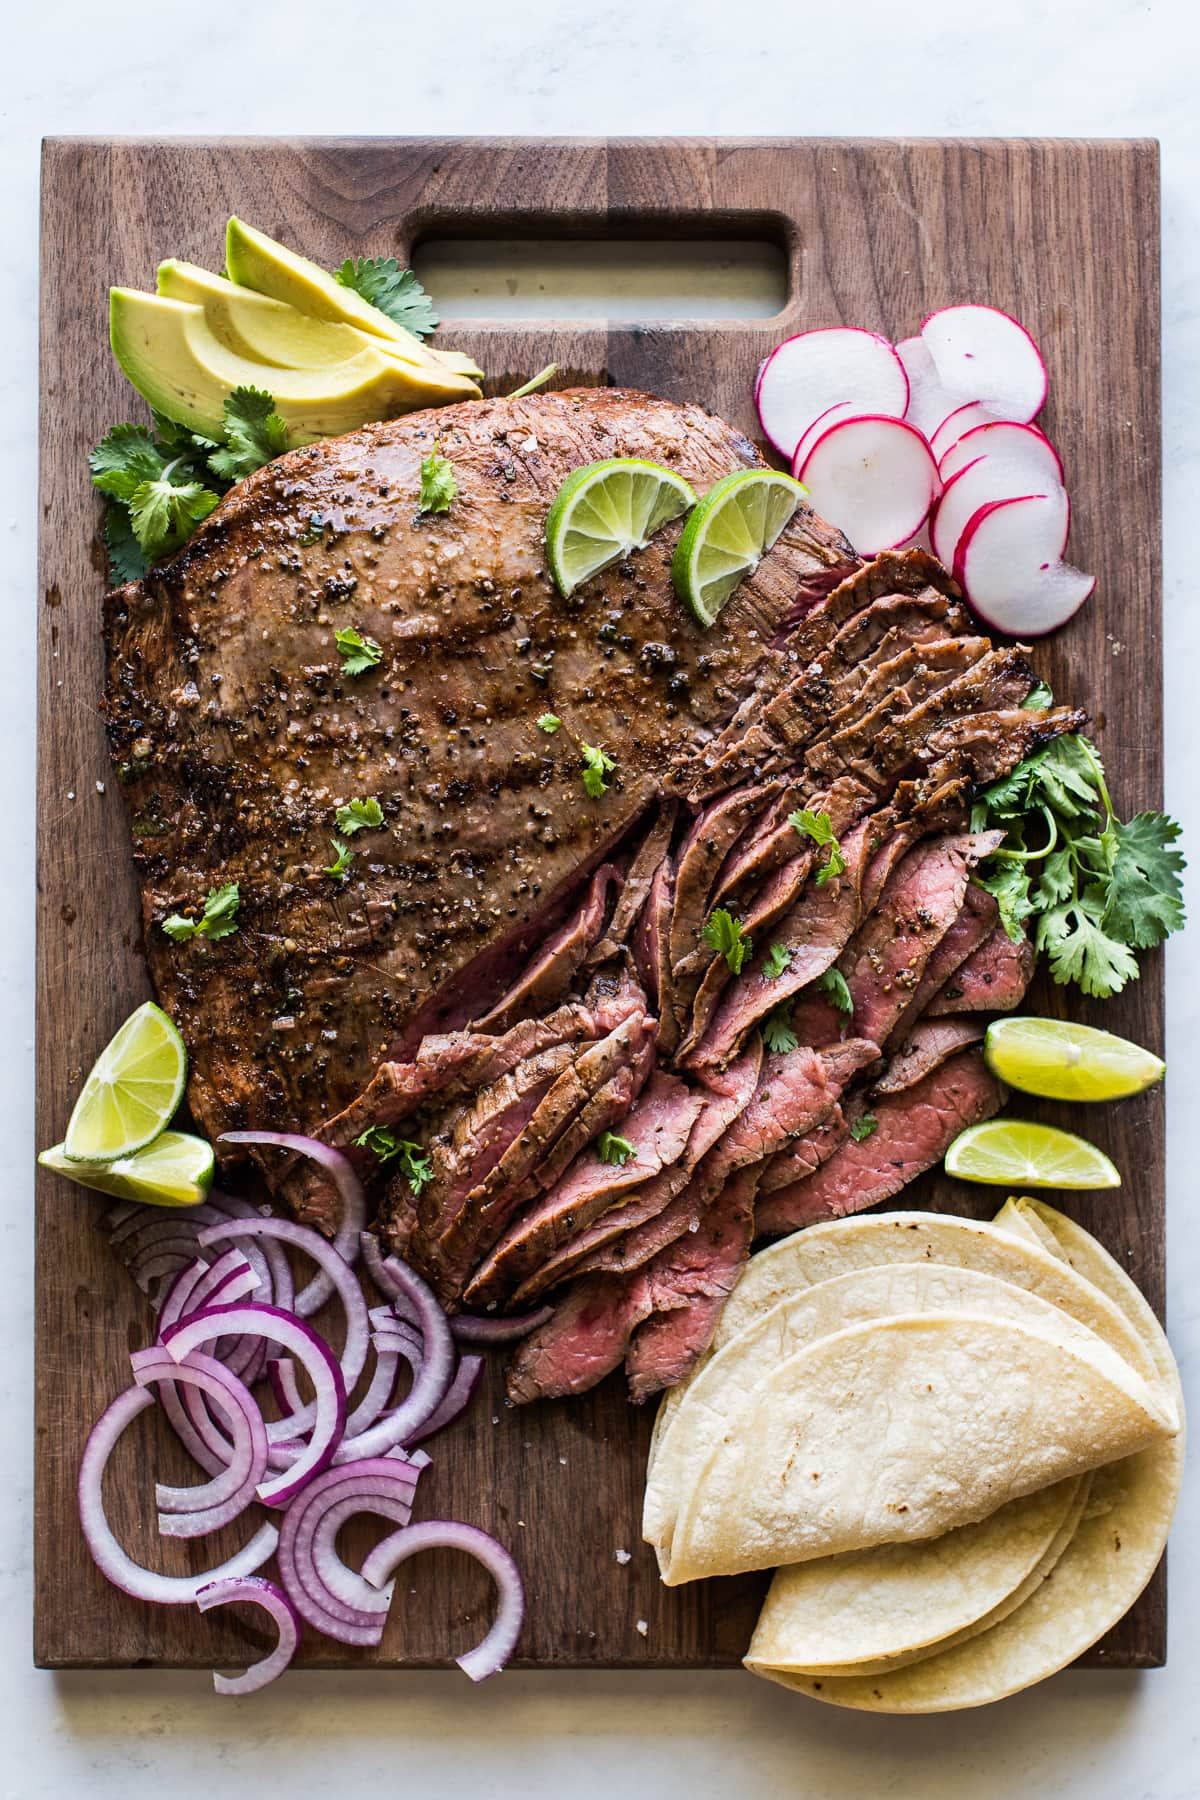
[858,817,924,916]
[424,1041,582,1228]
[922,705,1088,790]
[589,804,678,963]
[837,830,1004,1047]
[755,1037,881,1192]
[462,1072,705,1306]
[624,1165,762,1403]
[505,1272,645,1403]
[885,881,998,1046]
[568,1040,764,1283]
[472,864,619,1032]
[872,1016,986,1096]
[755,1047,1007,1236]
[926,924,1036,1013]
[631,856,673,1012]
[420,1009,656,1298]
[686,818,873,1075]
[786,549,962,667]
[670,784,775,978]
[823,589,970,680]
[811,637,995,753]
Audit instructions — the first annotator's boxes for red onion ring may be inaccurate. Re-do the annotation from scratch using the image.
[161,1304,346,1508]
[129,1348,268,1535]
[162,1253,265,1466]
[332,1248,455,1462]
[217,1132,366,1316]
[78,1385,277,1604]
[275,1460,423,1645]
[361,1521,524,1680]
[198,1218,367,1442]
[196,1575,300,1695]
[409,1353,484,1447]
[450,1307,554,1346]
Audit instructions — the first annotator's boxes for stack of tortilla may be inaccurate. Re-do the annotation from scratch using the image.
[642,1200,1184,1711]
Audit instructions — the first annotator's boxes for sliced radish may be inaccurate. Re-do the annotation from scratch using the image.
[939,420,1063,487]
[798,415,939,555]
[921,305,1047,424]
[955,493,1093,636]
[931,402,1009,464]
[931,429,1067,571]
[894,336,961,440]
[790,401,859,479]
[755,328,908,460]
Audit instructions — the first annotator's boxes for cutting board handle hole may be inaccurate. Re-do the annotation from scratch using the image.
[409,222,790,324]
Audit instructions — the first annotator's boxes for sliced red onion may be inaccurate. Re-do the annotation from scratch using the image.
[78,1385,278,1604]
[166,1252,266,1451]
[196,1575,300,1695]
[267,1357,306,1422]
[124,1244,196,1298]
[108,1203,223,1252]
[361,1230,405,1299]
[129,1348,267,1535]
[218,1132,365,1315]
[361,1521,524,1680]
[276,1460,422,1645]
[408,1354,484,1446]
[161,1304,346,1508]
[198,1217,367,1441]
[451,1307,554,1346]
[344,1347,403,1438]
[330,1245,454,1462]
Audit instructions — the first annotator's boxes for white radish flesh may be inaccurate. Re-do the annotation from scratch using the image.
[790,402,859,478]
[931,426,1066,570]
[939,420,1063,487]
[755,328,908,460]
[955,493,1093,636]
[894,335,961,440]
[798,415,939,555]
[930,402,1008,464]
[921,304,1047,423]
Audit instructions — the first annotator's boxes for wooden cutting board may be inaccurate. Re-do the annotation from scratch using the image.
[36,137,1164,1672]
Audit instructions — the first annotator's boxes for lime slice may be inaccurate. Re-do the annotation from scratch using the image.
[39,1130,214,1207]
[984,1017,1165,1103]
[63,1000,187,1163]
[945,1120,1121,1189]
[671,469,807,627]
[545,458,697,597]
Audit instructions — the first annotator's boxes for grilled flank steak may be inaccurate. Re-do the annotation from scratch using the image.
[104,388,1084,1403]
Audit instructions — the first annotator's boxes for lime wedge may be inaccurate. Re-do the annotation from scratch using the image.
[945,1120,1121,1189]
[63,1000,187,1162]
[545,458,697,597]
[39,1130,214,1207]
[984,1017,1165,1103]
[671,469,806,627]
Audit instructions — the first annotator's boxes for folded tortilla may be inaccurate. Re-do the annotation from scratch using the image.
[661,1307,1174,1585]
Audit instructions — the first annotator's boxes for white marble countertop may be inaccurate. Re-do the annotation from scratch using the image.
[4,2,1198,1794]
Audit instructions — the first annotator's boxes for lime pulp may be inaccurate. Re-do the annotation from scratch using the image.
[544,458,697,597]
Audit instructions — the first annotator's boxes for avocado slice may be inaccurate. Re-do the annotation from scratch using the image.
[156,260,410,371]
[224,219,483,382]
[110,289,478,443]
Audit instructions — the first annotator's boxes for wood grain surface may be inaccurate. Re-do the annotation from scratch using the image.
[36,137,1164,1671]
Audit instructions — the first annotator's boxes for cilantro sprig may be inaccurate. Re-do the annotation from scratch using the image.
[789,808,846,885]
[418,445,457,515]
[354,1126,433,1195]
[817,966,853,1018]
[333,257,439,338]
[581,743,616,799]
[762,1005,799,1055]
[336,796,384,835]
[162,882,240,944]
[91,389,290,581]
[335,627,383,676]
[970,728,1185,1000]
[597,1131,637,1167]
[323,838,354,881]
[849,1114,879,1143]
[762,942,792,980]
[703,907,753,975]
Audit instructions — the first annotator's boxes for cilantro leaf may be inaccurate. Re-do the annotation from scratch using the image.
[162,882,240,944]
[1022,679,1054,711]
[789,807,845,884]
[323,838,354,881]
[333,257,439,337]
[418,446,457,515]
[597,1131,637,1166]
[703,907,753,975]
[355,1125,402,1163]
[973,862,1034,944]
[335,627,383,676]
[102,504,150,583]
[762,942,792,980]
[762,1005,799,1055]
[89,423,164,501]
[207,387,290,482]
[128,476,220,561]
[1102,812,1186,948]
[849,1114,879,1143]
[354,1127,433,1195]
[336,796,384,836]
[536,714,561,735]
[1036,891,1140,999]
[817,967,853,1017]
[581,743,616,799]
